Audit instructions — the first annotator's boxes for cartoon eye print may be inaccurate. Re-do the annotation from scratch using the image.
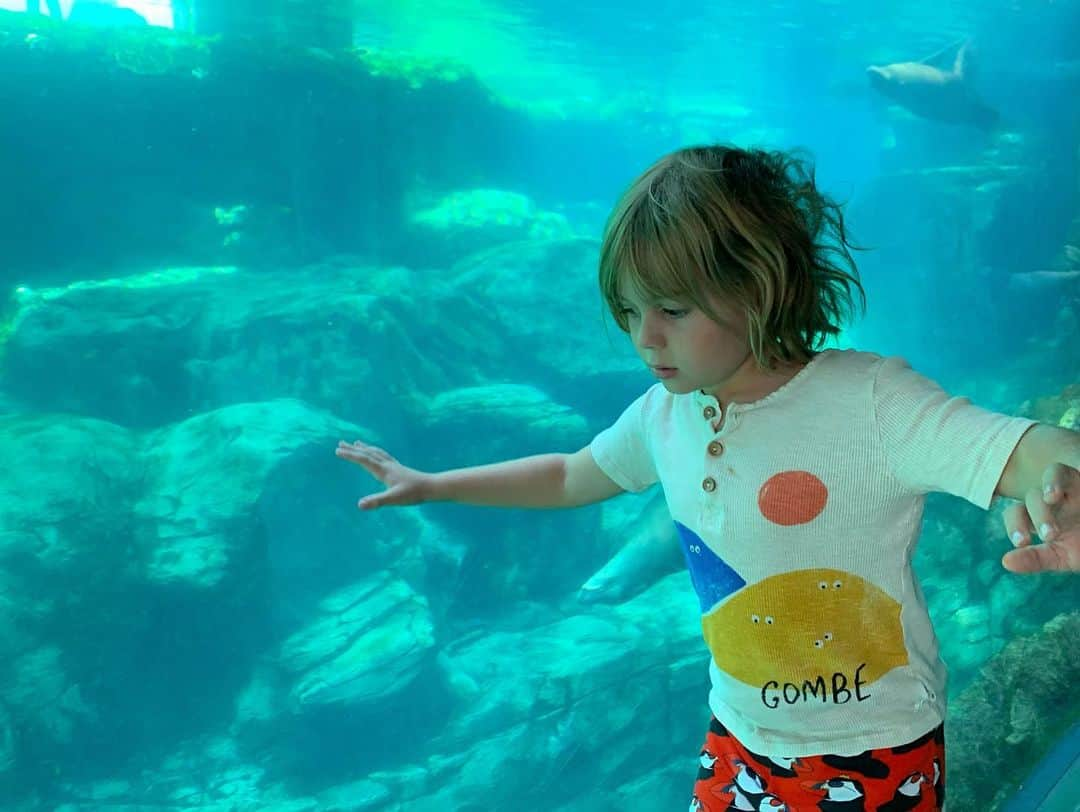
[813,631,835,649]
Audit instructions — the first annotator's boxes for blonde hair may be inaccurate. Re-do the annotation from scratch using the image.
[599,145,866,368]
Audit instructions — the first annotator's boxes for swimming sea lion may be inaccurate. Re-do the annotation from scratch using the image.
[1007,269,1080,291]
[867,39,999,129]
[578,494,684,605]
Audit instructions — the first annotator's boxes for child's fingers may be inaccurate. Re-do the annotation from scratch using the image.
[336,440,392,472]
[1002,540,1065,574]
[335,443,370,466]
[342,439,375,451]
[1042,462,1077,504]
[337,439,376,454]
[337,442,417,511]
[358,494,383,510]
[1000,483,1069,573]
[1002,501,1035,547]
[1025,484,1059,542]
[359,484,410,510]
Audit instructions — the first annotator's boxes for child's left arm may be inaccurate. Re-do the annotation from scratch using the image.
[995,424,1080,573]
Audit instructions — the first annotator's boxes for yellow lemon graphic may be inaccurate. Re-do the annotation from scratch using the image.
[702,568,907,688]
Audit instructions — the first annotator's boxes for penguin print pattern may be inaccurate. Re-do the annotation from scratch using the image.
[691,717,945,811]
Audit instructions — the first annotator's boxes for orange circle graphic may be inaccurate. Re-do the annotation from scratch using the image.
[757,470,828,526]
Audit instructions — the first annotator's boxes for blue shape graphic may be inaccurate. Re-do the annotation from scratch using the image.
[674,521,745,612]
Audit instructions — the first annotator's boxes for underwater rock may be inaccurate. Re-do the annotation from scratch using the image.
[947,612,1080,811]
[0,412,139,579]
[230,663,290,737]
[2,6,503,271]
[449,237,642,387]
[390,575,701,808]
[1057,402,1080,431]
[389,380,605,609]
[0,264,506,434]
[278,571,435,710]
[50,731,322,812]
[419,383,587,470]
[0,397,367,795]
[1018,384,1080,431]
[315,778,392,811]
[136,399,365,588]
[0,394,364,589]
[405,188,579,264]
[0,702,14,777]
[3,647,95,751]
[0,412,140,771]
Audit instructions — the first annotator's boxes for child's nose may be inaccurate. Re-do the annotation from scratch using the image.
[635,313,666,349]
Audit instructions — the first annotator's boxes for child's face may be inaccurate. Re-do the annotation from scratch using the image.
[617,286,758,400]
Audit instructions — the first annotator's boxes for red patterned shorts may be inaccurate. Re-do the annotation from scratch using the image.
[691,716,945,811]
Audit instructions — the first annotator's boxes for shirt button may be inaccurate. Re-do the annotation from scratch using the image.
[707,440,724,456]
[702,477,717,492]
[703,406,717,419]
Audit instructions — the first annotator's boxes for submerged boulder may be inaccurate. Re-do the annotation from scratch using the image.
[947,612,1080,811]
[135,398,365,589]
[405,188,580,264]
[278,572,435,710]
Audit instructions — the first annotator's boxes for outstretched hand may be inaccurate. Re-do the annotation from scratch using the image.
[1001,462,1080,573]
[335,440,432,510]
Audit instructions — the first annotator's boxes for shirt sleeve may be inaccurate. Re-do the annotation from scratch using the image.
[872,356,1038,509]
[588,387,660,493]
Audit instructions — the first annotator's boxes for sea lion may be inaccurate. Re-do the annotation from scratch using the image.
[1006,269,1080,291]
[867,39,999,129]
[577,493,684,605]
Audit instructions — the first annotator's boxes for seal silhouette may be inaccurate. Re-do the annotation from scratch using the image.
[867,39,998,129]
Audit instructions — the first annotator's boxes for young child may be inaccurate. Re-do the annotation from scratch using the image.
[336,145,1080,811]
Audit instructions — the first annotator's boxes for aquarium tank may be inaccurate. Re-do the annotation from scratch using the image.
[0,1,1078,810]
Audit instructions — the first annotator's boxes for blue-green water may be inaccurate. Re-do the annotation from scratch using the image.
[0,2,1078,810]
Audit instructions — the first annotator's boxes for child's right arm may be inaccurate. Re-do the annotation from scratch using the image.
[336,441,624,510]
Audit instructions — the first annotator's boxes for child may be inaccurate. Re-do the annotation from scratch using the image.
[336,145,1080,811]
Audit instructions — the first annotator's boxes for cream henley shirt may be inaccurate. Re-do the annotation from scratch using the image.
[590,348,1036,756]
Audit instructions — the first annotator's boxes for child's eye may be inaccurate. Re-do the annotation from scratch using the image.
[662,308,688,318]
